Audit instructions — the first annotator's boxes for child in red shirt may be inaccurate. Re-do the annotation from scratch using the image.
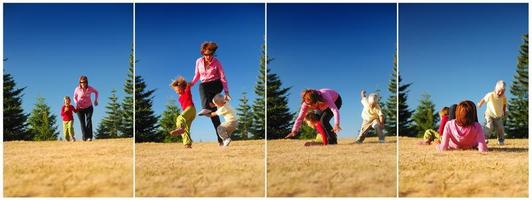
[169,76,196,148]
[61,96,77,141]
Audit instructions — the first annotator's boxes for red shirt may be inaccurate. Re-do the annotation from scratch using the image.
[179,85,194,110]
[61,105,77,121]
[438,115,449,136]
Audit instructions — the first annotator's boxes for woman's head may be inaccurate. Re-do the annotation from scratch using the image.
[170,76,187,95]
[439,107,449,117]
[494,80,506,96]
[301,89,322,105]
[200,41,218,56]
[367,93,379,108]
[79,76,88,89]
[455,100,478,127]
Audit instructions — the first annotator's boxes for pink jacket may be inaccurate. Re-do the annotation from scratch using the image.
[73,85,99,109]
[292,89,340,133]
[437,120,487,152]
[190,57,229,93]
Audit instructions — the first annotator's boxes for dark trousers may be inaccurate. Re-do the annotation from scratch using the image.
[77,106,94,141]
[321,95,342,145]
[199,79,223,144]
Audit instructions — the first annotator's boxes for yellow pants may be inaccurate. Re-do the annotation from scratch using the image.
[176,106,196,145]
[62,120,75,141]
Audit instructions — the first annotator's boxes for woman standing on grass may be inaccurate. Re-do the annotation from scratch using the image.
[285,89,342,145]
[190,41,231,146]
[73,75,99,141]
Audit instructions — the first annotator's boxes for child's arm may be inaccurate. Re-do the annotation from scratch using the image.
[72,105,78,113]
[360,90,366,99]
[61,106,65,116]
[477,99,485,108]
[315,122,328,145]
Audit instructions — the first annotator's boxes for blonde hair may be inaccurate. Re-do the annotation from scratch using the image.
[212,94,225,105]
[368,93,379,106]
[64,96,71,101]
[439,107,449,117]
[494,80,505,93]
[170,76,187,89]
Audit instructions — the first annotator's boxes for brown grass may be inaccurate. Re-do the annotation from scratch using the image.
[267,137,397,197]
[4,138,133,197]
[135,140,265,197]
[399,137,528,197]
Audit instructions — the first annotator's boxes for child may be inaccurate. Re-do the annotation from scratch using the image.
[302,110,328,146]
[437,100,487,153]
[210,94,238,147]
[61,96,77,142]
[169,76,196,148]
[418,107,449,145]
[355,90,385,144]
[478,80,507,145]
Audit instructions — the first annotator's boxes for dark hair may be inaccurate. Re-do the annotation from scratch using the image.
[200,41,218,55]
[448,104,457,120]
[455,100,478,127]
[305,110,321,123]
[79,76,88,87]
[301,89,323,105]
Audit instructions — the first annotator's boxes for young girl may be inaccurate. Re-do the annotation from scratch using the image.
[301,110,328,146]
[437,100,487,153]
[285,89,342,145]
[355,90,385,144]
[418,107,449,145]
[210,94,238,147]
[478,80,507,145]
[170,76,196,148]
[61,96,77,142]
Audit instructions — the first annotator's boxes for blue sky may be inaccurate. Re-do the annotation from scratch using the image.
[4,3,133,140]
[400,3,528,125]
[135,3,264,142]
[268,3,397,139]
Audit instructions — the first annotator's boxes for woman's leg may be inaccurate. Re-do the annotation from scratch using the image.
[320,109,336,144]
[86,106,94,140]
[77,108,87,141]
[200,80,224,144]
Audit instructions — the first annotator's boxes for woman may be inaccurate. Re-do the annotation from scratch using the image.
[190,41,230,145]
[285,89,342,145]
[73,76,99,141]
[437,100,487,153]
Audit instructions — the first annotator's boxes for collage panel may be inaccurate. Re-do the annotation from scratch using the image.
[398,3,528,197]
[266,3,398,197]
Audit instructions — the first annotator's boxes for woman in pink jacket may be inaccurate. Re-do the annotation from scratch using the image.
[190,41,231,145]
[73,76,99,141]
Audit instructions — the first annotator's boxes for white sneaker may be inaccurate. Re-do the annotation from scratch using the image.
[223,138,232,147]
[379,140,385,144]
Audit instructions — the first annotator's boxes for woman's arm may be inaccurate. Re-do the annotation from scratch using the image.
[216,60,229,94]
[91,86,99,106]
[291,104,309,134]
[190,60,200,87]
[322,93,340,130]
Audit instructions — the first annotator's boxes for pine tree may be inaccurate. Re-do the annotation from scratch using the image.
[3,72,29,141]
[411,93,438,137]
[506,34,528,138]
[159,100,182,143]
[120,48,134,138]
[135,61,161,143]
[27,97,59,141]
[384,53,398,136]
[250,45,267,139]
[267,67,294,139]
[235,92,253,140]
[96,89,123,139]
[396,55,414,137]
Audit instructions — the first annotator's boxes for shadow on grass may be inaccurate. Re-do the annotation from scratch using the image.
[488,147,528,153]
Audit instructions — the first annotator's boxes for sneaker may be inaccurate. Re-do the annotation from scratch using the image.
[354,140,363,144]
[198,109,212,116]
[87,138,92,142]
[379,140,385,144]
[184,144,192,148]
[223,138,232,147]
[72,137,76,142]
[170,128,185,136]
[498,140,505,145]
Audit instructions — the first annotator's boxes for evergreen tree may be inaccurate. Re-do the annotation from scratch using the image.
[267,67,294,139]
[27,97,59,141]
[235,92,253,140]
[3,72,29,141]
[135,61,161,143]
[159,100,182,143]
[411,93,438,137]
[506,34,528,138]
[120,48,134,137]
[96,89,123,139]
[250,45,267,139]
[396,55,414,136]
[384,53,398,136]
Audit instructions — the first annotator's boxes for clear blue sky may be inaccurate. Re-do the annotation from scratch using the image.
[400,3,528,124]
[135,3,264,142]
[4,3,133,140]
[268,3,397,139]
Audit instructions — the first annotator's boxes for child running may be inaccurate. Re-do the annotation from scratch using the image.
[477,80,507,145]
[61,96,77,142]
[169,76,196,148]
[211,94,238,147]
[355,90,385,144]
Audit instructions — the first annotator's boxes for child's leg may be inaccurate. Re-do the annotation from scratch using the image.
[62,121,70,141]
[182,107,196,145]
[67,120,75,141]
[423,129,437,143]
[372,120,385,142]
[217,122,230,140]
[355,120,372,143]
[493,117,505,143]
[484,115,495,139]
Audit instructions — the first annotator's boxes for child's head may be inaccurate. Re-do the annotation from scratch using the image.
[304,110,321,128]
[367,93,379,108]
[212,94,226,107]
[170,76,187,95]
[494,80,505,96]
[448,104,457,120]
[439,107,449,118]
[301,89,322,105]
[455,100,477,127]
[64,96,71,105]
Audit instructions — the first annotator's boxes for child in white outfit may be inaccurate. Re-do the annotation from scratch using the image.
[211,94,238,146]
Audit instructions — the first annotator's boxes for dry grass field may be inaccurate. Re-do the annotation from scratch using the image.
[267,137,397,197]
[135,140,265,197]
[4,138,133,197]
[399,137,528,197]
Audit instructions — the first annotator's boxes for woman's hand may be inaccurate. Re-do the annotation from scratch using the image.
[285,131,297,139]
[333,124,342,133]
[94,100,98,106]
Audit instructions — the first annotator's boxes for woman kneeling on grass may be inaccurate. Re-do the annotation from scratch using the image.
[437,100,487,153]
